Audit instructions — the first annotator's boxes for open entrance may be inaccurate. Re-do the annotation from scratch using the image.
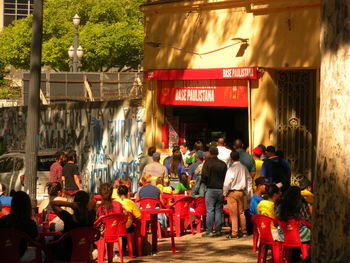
[146,67,262,149]
[165,105,249,149]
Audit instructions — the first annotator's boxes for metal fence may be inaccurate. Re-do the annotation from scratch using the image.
[22,72,143,105]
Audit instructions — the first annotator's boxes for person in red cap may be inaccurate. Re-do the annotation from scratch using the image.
[252,146,264,179]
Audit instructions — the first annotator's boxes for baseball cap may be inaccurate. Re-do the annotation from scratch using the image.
[255,177,269,186]
[258,144,266,152]
[252,146,263,155]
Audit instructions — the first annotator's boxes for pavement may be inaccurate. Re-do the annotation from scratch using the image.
[124,227,257,263]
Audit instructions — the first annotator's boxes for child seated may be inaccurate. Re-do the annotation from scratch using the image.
[299,176,314,204]
[112,177,134,200]
[113,185,141,232]
[156,177,173,194]
[173,173,189,194]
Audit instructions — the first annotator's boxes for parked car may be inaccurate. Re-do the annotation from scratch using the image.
[0,151,57,200]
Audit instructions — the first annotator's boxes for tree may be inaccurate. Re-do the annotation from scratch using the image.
[0,0,144,72]
[313,1,350,262]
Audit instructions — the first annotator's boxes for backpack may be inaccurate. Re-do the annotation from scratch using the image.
[265,158,290,192]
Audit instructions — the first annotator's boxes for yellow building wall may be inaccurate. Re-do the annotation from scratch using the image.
[250,69,277,147]
[0,0,4,29]
[142,0,320,149]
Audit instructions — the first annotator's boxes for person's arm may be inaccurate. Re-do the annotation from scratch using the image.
[135,191,140,202]
[159,193,166,207]
[249,157,256,178]
[50,200,78,215]
[245,168,253,197]
[74,174,82,190]
[223,168,232,197]
[163,166,169,180]
[173,184,180,195]
[250,171,256,179]
[201,161,209,185]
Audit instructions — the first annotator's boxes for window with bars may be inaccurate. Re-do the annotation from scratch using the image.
[3,0,34,26]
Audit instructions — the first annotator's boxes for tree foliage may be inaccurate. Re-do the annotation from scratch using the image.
[0,0,144,72]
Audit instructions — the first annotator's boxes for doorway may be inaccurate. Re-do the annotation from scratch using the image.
[166,106,249,149]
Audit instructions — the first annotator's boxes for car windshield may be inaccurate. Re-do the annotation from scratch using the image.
[38,155,56,171]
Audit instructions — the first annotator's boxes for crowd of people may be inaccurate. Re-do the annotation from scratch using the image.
[0,137,314,262]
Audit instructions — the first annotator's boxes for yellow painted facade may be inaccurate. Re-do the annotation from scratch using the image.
[142,0,320,153]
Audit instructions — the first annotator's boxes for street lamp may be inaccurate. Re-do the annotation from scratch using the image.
[68,14,83,72]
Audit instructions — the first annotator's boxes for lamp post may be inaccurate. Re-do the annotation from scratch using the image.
[68,14,83,72]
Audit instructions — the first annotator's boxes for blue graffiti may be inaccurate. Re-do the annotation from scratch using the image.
[91,117,102,154]
[107,119,144,158]
[89,160,140,194]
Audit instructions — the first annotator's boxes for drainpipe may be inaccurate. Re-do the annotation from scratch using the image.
[248,80,253,152]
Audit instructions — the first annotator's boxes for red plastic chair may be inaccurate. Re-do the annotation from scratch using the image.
[0,205,11,218]
[252,218,259,252]
[94,213,135,263]
[277,218,311,263]
[0,228,42,263]
[93,195,102,203]
[46,226,99,263]
[251,214,281,263]
[137,198,164,238]
[169,196,194,237]
[33,213,44,225]
[162,193,173,207]
[190,197,206,234]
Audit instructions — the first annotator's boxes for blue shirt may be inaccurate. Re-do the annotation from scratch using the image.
[188,161,202,180]
[250,194,264,215]
[260,156,290,177]
[139,184,161,200]
[0,195,12,206]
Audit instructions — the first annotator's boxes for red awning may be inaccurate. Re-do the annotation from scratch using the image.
[157,79,248,107]
[144,67,260,81]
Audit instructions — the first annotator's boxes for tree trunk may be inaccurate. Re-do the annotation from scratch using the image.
[313,1,350,262]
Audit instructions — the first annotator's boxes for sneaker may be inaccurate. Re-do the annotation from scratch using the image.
[202,232,214,237]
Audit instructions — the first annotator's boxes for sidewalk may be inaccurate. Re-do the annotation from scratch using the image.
[126,228,257,263]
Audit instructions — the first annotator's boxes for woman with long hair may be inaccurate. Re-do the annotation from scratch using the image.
[166,151,186,188]
[0,191,38,259]
[276,186,311,243]
[98,183,123,217]
[173,173,190,194]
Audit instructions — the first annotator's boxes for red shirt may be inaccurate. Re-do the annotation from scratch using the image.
[50,161,62,183]
[97,201,124,217]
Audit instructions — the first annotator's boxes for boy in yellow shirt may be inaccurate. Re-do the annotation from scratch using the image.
[113,185,141,230]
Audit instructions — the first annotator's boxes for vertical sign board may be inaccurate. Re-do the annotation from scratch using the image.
[157,79,248,107]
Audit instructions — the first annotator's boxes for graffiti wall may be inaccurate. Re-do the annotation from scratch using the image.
[0,101,145,193]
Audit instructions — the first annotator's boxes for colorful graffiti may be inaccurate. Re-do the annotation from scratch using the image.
[0,102,145,193]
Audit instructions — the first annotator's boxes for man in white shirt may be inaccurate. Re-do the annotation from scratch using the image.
[217,137,232,165]
[180,142,191,166]
[223,150,252,239]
